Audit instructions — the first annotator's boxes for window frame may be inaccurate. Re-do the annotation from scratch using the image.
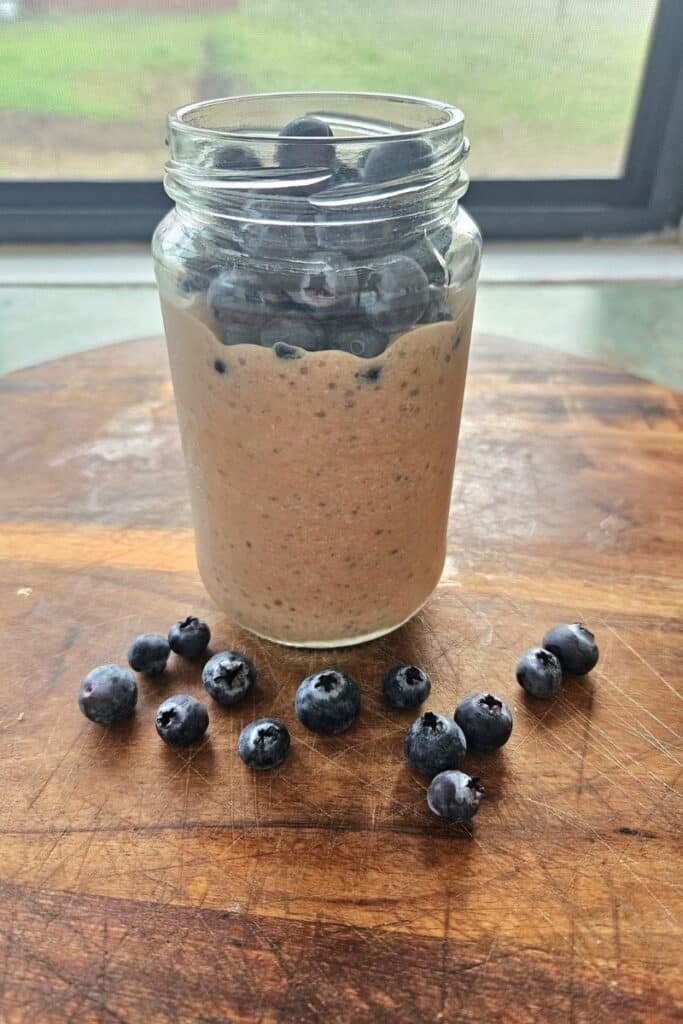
[1,0,682,242]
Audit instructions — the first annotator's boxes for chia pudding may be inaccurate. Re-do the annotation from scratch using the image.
[153,93,481,646]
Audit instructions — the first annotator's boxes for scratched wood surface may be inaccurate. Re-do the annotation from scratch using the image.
[0,333,681,1024]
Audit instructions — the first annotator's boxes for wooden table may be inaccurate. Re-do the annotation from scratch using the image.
[1,334,681,1023]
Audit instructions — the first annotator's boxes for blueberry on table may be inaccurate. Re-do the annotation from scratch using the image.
[383,665,432,710]
[542,623,599,675]
[238,718,291,770]
[202,650,256,706]
[78,665,137,725]
[260,317,325,353]
[404,711,466,776]
[168,616,211,659]
[427,770,485,822]
[276,115,335,169]
[286,254,359,317]
[359,255,430,332]
[295,670,361,735]
[454,693,513,753]
[155,694,209,747]
[334,324,388,358]
[516,647,562,699]
[127,634,170,677]
[361,139,433,185]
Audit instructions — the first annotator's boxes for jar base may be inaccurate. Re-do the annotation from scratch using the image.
[236,595,433,650]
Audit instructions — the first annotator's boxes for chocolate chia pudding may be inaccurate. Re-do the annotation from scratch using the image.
[153,92,481,646]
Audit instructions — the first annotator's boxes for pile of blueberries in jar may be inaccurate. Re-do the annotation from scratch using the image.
[78,616,599,826]
[158,114,471,361]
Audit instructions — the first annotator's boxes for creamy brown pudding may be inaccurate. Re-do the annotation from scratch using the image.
[160,285,473,645]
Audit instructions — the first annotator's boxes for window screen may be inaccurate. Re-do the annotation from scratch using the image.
[0,0,659,181]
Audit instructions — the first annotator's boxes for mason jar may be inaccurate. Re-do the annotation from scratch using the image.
[152,92,481,648]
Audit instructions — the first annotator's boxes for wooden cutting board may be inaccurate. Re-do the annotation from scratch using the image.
[1,333,681,1023]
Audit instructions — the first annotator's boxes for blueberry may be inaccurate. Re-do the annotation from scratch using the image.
[276,115,335,169]
[359,255,430,332]
[209,266,289,322]
[237,718,291,770]
[454,693,513,753]
[127,634,170,677]
[178,270,211,295]
[361,139,433,186]
[220,319,260,346]
[408,225,453,284]
[313,214,345,251]
[543,623,599,676]
[78,664,137,725]
[211,143,262,171]
[315,214,402,257]
[516,647,562,699]
[240,215,314,258]
[168,616,211,659]
[328,162,361,188]
[286,254,359,318]
[273,342,303,360]
[295,669,360,735]
[334,324,388,358]
[427,770,485,822]
[356,364,382,384]
[155,694,209,747]
[202,650,256,706]
[168,225,217,295]
[214,358,227,374]
[261,317,325,353]
[419,285,453,325]
[403,711,466,777]
[383,665,432,710]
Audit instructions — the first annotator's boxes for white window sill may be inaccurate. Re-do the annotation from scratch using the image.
[1,238,683,287]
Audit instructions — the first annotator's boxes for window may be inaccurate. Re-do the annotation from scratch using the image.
[1,0,681,239]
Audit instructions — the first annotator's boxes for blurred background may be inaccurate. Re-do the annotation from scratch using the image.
[0,0,660,180]
[1,0,682,384]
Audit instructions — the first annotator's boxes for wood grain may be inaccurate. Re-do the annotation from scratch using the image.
[0,334,681,1023]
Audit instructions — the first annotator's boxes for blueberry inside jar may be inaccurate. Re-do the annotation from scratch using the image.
[153,92,481,647]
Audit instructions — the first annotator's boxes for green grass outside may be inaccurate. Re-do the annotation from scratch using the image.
[0,0,658,176]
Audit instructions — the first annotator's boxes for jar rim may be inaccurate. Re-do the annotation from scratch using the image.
[170,91,464,145]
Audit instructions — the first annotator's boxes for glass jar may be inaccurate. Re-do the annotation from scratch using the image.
[153,92,481,648]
